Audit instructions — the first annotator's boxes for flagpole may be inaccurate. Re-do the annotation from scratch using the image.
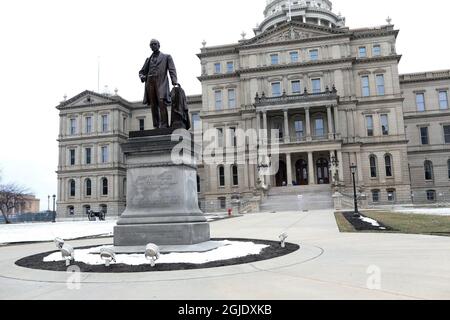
[287,0,292,22]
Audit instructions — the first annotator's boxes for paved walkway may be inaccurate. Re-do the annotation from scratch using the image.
[1,209,450,300]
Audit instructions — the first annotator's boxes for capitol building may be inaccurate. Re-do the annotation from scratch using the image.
[56,0,450,217]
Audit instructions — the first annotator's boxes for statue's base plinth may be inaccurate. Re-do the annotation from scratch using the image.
[114,222,210,247]
[114,130,210,248]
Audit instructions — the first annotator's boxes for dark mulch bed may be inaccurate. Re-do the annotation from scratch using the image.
[15,238,299,273]
[342,212,396,232]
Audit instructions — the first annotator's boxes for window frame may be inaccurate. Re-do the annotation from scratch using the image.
[69,149,76,166]
[101,145,109,164]
[291,80,301,94]
[372,45,381,57]
[311,78,321,94]
[226,61,234,73]
[214,62,221,74]
[214,90,223,110]
[309,49,319,61]
[289,51,299,63]
[270,53,279,65]
[361,76,370,97]
[271,82,282,97]
[439,90,449,110]
[380,114,389,136]
[366,115,374,137]
[227,88,236,108]
[424,160,434,181]
[416,93,425,112]
[359,46,367,58]
[385,154,393,177]
[232,164,239,186]
[376,74,385,96]
[369,155,378,178]
[218,166,225,187]
[420,127,429,145]
[101,114,109,133]
[85,179,92,197]
[102,178,108,196]
[85,117,92,134]
[85,147,92,165]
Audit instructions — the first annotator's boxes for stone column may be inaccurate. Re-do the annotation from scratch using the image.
[286,153,293,186]
[305,107,312,141]
[327,106,334,140]
[308,151,315,185]
[333,106,339,137]
[356,152,364,184]
[262,111,268,144]
[283,109,290,143]
[337,150,344,182]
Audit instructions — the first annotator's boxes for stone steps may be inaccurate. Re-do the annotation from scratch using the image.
[261,185,333,212]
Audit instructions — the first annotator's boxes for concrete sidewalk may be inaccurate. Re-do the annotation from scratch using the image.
[1,209,450,300]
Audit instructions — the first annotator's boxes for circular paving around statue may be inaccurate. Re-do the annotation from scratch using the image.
[15,238,300,273]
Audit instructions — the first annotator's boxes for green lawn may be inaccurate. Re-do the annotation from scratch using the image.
[335,211,450,237]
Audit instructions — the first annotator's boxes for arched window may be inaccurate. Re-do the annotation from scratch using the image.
[197,175,201,193]
[123,178,127,197]
[232,165,239,186]
[385,154,393,177]
[69,180,76,197]
[218,166,225,187]
[85,179,92,196]
[369,155,377,178]
[102,178,108,195]
[426,190,436,201]
[424,161,434,181]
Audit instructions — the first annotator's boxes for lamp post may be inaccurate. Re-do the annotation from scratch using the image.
[52,195,56,223]
[47,195,50,212]
[350,163,360,217]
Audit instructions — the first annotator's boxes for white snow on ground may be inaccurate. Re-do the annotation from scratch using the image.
[394,207,450,216]
[0,221,116,245]
[359,216,386,230]
[43,241,269,266]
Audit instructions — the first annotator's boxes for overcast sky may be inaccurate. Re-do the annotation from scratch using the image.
[0,0,449,211]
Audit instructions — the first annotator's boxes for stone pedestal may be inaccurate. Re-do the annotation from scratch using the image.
[114,129,210,248]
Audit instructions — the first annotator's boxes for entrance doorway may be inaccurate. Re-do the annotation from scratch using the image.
[275,160,287,187]
[316,158,329,184]
[295,159,308,185]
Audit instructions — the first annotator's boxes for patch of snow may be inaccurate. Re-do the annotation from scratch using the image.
[0,221,116,245]
[359,216,386,230]
[394,207,450,216]
[43,241,269,266]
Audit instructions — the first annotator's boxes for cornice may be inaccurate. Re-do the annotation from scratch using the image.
[354,55,402,64]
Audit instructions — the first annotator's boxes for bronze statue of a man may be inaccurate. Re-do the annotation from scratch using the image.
[139,39,178,129]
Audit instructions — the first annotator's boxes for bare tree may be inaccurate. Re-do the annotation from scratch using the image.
[0,183,29,224]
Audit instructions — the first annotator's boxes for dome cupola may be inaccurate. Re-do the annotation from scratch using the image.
[254,0,345,35]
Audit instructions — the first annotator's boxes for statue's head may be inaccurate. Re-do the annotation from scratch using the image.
[150,39,160,52]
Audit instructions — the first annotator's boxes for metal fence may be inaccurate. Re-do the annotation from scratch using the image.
[0,211,56,224]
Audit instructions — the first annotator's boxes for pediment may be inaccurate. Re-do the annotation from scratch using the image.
[57,90,117,109]
[244,22,345,47]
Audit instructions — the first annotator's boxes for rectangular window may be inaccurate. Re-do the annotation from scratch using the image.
[217,128,224,148]
[294,120,304,140]
[123,118,127,132]
[359,47,367,58]
[444,125,450,144]
[361,76,370,97]
[372,45,381,57]
[311,78,321,94]
[192,113,201,131]
[416,93,425,111]
[85,148,91,165]
[420,127,429,145]
[228,89,236,108]
[229,127,237,147]
[290,51,299,63]
[214,63,221,74]
[219,197,226,209]
[376,74,385,96]
[101,146,109,163]
[309,49,318,61]
[439,91,449,110]
[215,90,222,110]
[270,54,279,65]
[70,119,77,135]
[226,62,234,73]
[232,165,239,186]
[291,80,301,94]
[69,149,76,166]
[380,114,389,136]
[101,115,109,133]
[372,190,380,203]
[139,119,145,131]
[315,118,324,137]
[427,190,436,201]
[366,115,374,137]
[387,190,396,202]
[85,117,92,134]
[271,82,282,97]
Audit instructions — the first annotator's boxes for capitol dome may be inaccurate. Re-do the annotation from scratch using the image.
[254,0,346,35]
